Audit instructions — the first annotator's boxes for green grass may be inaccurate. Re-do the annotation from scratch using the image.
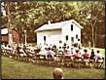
[2,57,105,79]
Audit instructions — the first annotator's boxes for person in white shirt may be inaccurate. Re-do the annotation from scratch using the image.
[39,47,47,58]
[94,50,104,68]
[94,50,103,63]
[46,47,55,59]
[19,47,27,57]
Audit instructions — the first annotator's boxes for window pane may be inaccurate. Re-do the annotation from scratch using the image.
[71,24,73,31]
[76,34,78,39]
[71,37,74,42]
[44,36,46,41]
[66,35,68,41]
[59,40,62,43]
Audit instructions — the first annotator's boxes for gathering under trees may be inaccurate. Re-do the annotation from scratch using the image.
[1,1,105,48]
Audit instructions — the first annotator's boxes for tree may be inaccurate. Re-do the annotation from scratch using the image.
[1,1,105,48]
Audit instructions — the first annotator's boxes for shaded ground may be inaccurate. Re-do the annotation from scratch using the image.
[2,57,105,79]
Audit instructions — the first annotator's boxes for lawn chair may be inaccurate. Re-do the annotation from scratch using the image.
[89,58,95,68]
[82,58,90,68]
[1,48,7,56]
[10,49,18,60]
[6,48,13,58]
[17,48,27,62]
[39,55,46,64]
[63,50,74,67]
[34,54,40,64]
[94,57,104,69]
[53,55,64,67]
[73,57,82,69]
[43,54,54,66]
[63,55,73,67]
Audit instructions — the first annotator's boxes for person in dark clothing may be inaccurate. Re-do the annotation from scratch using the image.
[90,49,95,60]
[16,46,20,54]
[89,49,95,67]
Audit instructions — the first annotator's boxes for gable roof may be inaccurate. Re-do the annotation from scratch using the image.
[35,19,83,32]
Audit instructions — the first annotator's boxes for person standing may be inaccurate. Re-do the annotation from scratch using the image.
[89,49,95,67]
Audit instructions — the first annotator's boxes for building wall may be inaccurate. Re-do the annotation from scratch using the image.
[37,29,62,47]
[61,22,81,48]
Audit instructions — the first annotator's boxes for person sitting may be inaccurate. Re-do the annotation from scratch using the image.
[1,43,6,49]
[5,45,13,58]
[1,43,6,55]
[64,46,73,60]
[46,47,55,60]
[94,50,103,63]
[73,49,82,68]
[82,49,90,66]
[94,50,104,68]
[38,47,48,60]
[53,68,64,79]
[58,46,64,55]
[16,46,21,54]
[19,47,27,57]
[73,49,81,62]
[52,45,57,53]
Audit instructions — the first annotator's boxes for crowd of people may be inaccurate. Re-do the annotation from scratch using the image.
[1,43,105,69]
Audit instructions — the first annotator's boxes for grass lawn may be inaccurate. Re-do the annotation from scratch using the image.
[2,56,105,79]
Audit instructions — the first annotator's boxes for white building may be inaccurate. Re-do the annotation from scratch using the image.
[1,28,8,35]
[35,19,83,49]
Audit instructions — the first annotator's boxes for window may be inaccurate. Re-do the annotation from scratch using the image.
[59,40,62,43]
[71,37,74,42]
[71,24,73,31]
[66,35,68,41]
[44,36,46,41]
[76,34,78,39]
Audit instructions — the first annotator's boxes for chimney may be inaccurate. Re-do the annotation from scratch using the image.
[48,20,51,24]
